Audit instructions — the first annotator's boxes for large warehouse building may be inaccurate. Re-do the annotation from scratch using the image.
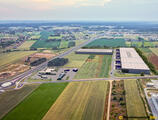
[75,49,113,55]
[120,48,150,74]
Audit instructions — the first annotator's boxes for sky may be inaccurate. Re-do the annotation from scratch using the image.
[0,0,158,21]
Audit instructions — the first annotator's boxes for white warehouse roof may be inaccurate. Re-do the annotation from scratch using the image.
[120,48,150,70]
[76,49,113,53]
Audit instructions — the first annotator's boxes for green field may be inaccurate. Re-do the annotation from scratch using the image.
[30,35,40,40]
[59,41,69,48]
[0,85,38,119]
[124,80,147,118]
[74,55,99,79]
[32,40,60,48]
[43,81,108,120]
[31,31,61,48]
[74,55,112,79]
[75,40,86,46]
[18,40,36,50]
[2,83,68,120]
[0,51,36,67]
[85,38,126,47]
[98,55,112,77]
[48,36,61,40]
[131,42,142,47]
[64,53,89,68]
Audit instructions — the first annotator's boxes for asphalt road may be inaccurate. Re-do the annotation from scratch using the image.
[25,75,158,84]
[0,36,99,89]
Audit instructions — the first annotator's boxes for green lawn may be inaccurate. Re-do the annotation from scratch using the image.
[124,80,147,118]
[85,38,126,47]
[2,83,68,120]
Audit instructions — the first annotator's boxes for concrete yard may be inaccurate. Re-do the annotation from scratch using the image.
[31,68,77,81]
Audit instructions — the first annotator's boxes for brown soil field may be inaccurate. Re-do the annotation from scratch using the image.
[149,53,158,69]
[30,53,56,59]
[23,53,56,65]
[0,64,29,79]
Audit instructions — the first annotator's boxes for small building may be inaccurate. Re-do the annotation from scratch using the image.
[75,49,113,55]
[39,68,56,75]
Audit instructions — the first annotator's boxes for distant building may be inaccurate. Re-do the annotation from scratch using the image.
[75,49,113,55]
[120,48,150,74]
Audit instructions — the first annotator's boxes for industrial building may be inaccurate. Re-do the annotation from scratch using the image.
[120,48,150,74]
[75,49,113,55]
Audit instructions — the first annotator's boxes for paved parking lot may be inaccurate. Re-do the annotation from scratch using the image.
[32,68,78,81]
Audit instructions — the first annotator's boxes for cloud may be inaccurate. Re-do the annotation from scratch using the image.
[0,0,113,12]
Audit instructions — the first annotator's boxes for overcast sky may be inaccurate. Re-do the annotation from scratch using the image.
[0,0,158,21]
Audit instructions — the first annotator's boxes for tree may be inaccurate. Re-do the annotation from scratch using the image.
[48,58,68,67]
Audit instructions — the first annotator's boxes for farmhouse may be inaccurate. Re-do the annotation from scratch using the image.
[120,48,150,74]
[75,49,113,55]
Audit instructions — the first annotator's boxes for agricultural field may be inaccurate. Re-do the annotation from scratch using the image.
[31,31,61,49]
[64,53,89,68]
[0,85,38,119]
[140,48,158,70]
[59,41,69,48]
[2,83,68,120]
[150,48,158,56]
[85,38,126,48]
[0,51,36,67]
[125,41,154,47]
[131,41,142,47]
[75,40,87,46]
[31,40,61,49]
[74,55,112,79]
[30,35,40,40]
[114,71,140,77]
[124,80,148,119]
[48,36,62,40]
[0,64,29,80]
[18,40,36,50]
[43,81,108,120]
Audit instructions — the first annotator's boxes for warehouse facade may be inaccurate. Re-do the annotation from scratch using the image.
[120,48,150,74]
[75,49,113,55]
